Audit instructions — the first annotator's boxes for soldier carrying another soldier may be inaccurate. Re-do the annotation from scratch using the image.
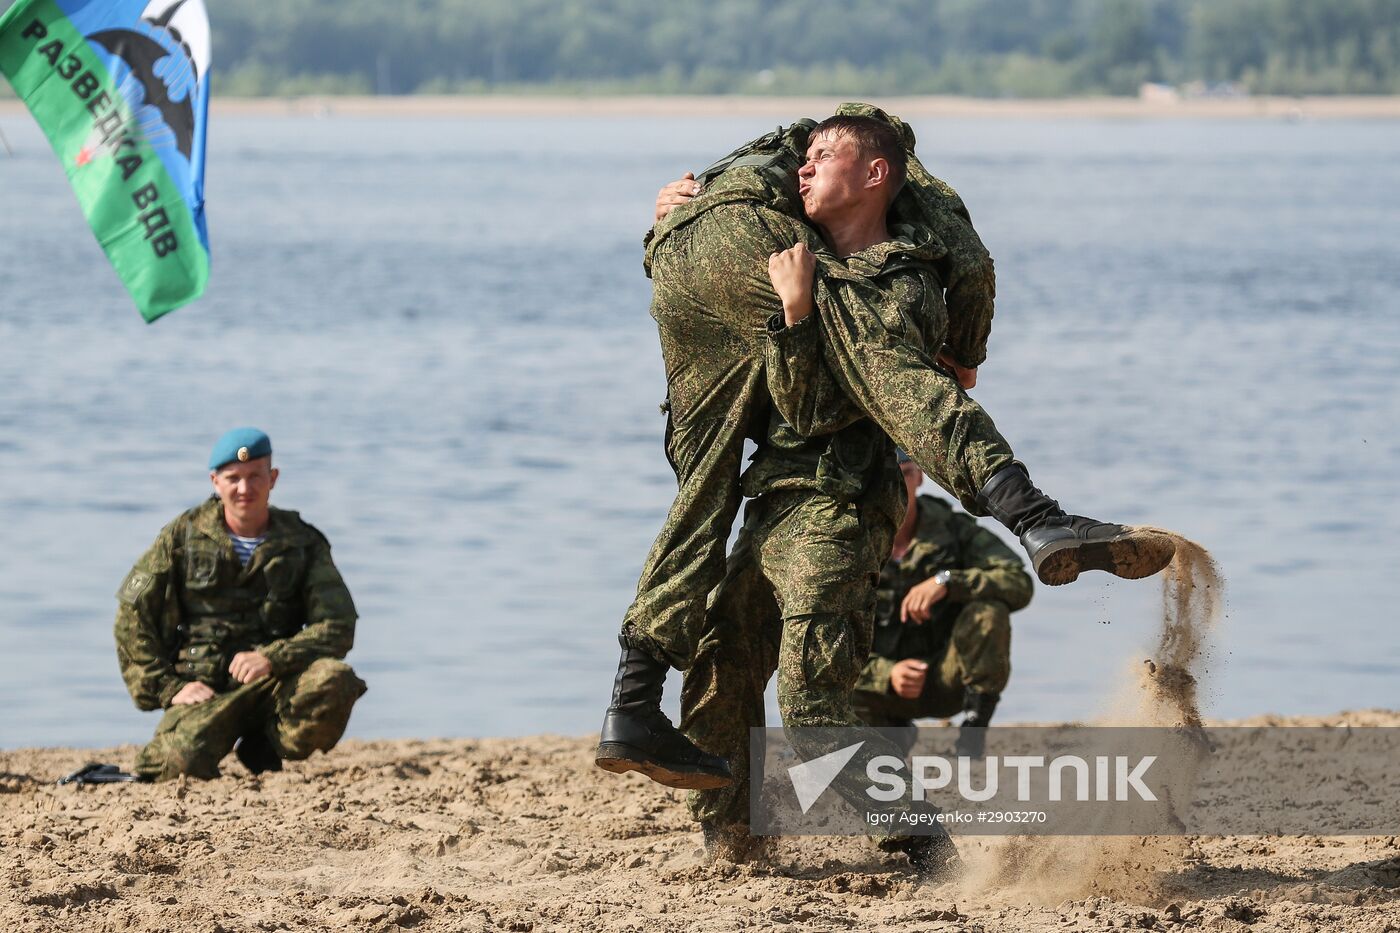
[597,109,1177,874]
[114,427,367,781]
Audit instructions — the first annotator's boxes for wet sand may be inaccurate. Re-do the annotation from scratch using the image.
[3,711,1398,933]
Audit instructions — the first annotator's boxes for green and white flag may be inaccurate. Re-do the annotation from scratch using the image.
[0,0,210,322]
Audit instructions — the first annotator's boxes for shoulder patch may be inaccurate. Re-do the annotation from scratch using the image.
[117,569,155,605]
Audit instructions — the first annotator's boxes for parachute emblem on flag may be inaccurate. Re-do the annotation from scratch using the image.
[80,0,208,167]
[0,0,213,321]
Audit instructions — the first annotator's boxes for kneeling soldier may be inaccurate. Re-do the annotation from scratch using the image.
[853,453,1032,757]
[114,428,366,781]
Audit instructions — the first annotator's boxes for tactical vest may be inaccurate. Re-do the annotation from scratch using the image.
[173,509,311,690]
[694,118,816,192]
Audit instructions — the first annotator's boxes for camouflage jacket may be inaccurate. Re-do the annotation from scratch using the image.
[742,222,946,518]
[649,101,997,369]
[856,495,1032,695]
[648,109,1010,514]
[114,497,358,709]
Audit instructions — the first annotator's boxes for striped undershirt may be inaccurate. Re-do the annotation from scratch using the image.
[229,532,266,566]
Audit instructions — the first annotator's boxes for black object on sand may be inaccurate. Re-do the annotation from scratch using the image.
[57,763,145,785]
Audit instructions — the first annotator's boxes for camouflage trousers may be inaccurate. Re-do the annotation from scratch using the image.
[679,487,906,830]
[621,201,1013,672]
[853,599,1012,729]
[620,205,789,671]
[134,658,367,782]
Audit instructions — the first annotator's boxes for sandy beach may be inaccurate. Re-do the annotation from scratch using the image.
[4,94,1400,120]
[3,711,1398,933]
[2,89,1397,930]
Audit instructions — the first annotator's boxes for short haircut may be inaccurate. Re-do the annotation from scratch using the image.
[810,114,908,202]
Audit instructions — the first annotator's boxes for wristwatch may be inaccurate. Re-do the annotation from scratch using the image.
[932,570,953,588]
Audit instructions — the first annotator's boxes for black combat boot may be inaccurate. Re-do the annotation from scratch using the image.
[976,462,1176,586]
[235,732,283,776]
[953,689,998,758]
[879,826,963,882]
[595,636,733,790]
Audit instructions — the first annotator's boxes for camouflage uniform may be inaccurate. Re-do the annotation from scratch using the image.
[678,484,896,830]
[672,220,989,830]
[623,161,1014,672]
[852,495,1032,729]
[115,497,365,781]
[618,106,1014,831]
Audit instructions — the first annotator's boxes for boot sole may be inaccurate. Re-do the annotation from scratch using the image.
[1034,530,1177,587]
[880,833,964,884]
[595,743,733,790]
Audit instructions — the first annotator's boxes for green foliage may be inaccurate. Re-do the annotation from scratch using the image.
[1186,0,1400,93]
[2,0,1398,96]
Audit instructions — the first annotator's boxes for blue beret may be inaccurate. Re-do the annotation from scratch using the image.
[209,427,272,470]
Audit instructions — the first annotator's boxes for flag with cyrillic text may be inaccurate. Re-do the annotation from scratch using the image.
[0,0,209,322]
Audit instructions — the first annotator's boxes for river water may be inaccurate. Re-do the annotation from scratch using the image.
[1,110,1397,748]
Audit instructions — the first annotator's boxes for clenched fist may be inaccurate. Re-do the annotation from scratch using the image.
[890,659,928,699]
[768,243,816,326]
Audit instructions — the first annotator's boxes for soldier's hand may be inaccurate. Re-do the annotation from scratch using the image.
[768,243,816,325]
[171,681,215,706]
[890,659,928,699]
[901,577,949,624]
[936,350,978,390]
[655,171,700,222]
[229,651,273,684]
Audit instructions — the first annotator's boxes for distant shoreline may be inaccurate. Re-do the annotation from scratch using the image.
[5,93,1400,119]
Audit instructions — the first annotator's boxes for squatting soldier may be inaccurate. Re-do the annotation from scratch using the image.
[114,428,367,781]
[852,454,1033,758]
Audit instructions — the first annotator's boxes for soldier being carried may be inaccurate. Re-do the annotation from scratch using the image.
[595,107,1178,874]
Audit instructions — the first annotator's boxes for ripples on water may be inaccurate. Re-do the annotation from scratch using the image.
[1,113,1397,748]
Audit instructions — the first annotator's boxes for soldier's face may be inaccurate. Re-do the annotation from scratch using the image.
[797,130,883,224]
[210,458,278,523]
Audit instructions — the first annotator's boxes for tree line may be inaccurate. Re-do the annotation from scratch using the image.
[3,0,1399,97]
